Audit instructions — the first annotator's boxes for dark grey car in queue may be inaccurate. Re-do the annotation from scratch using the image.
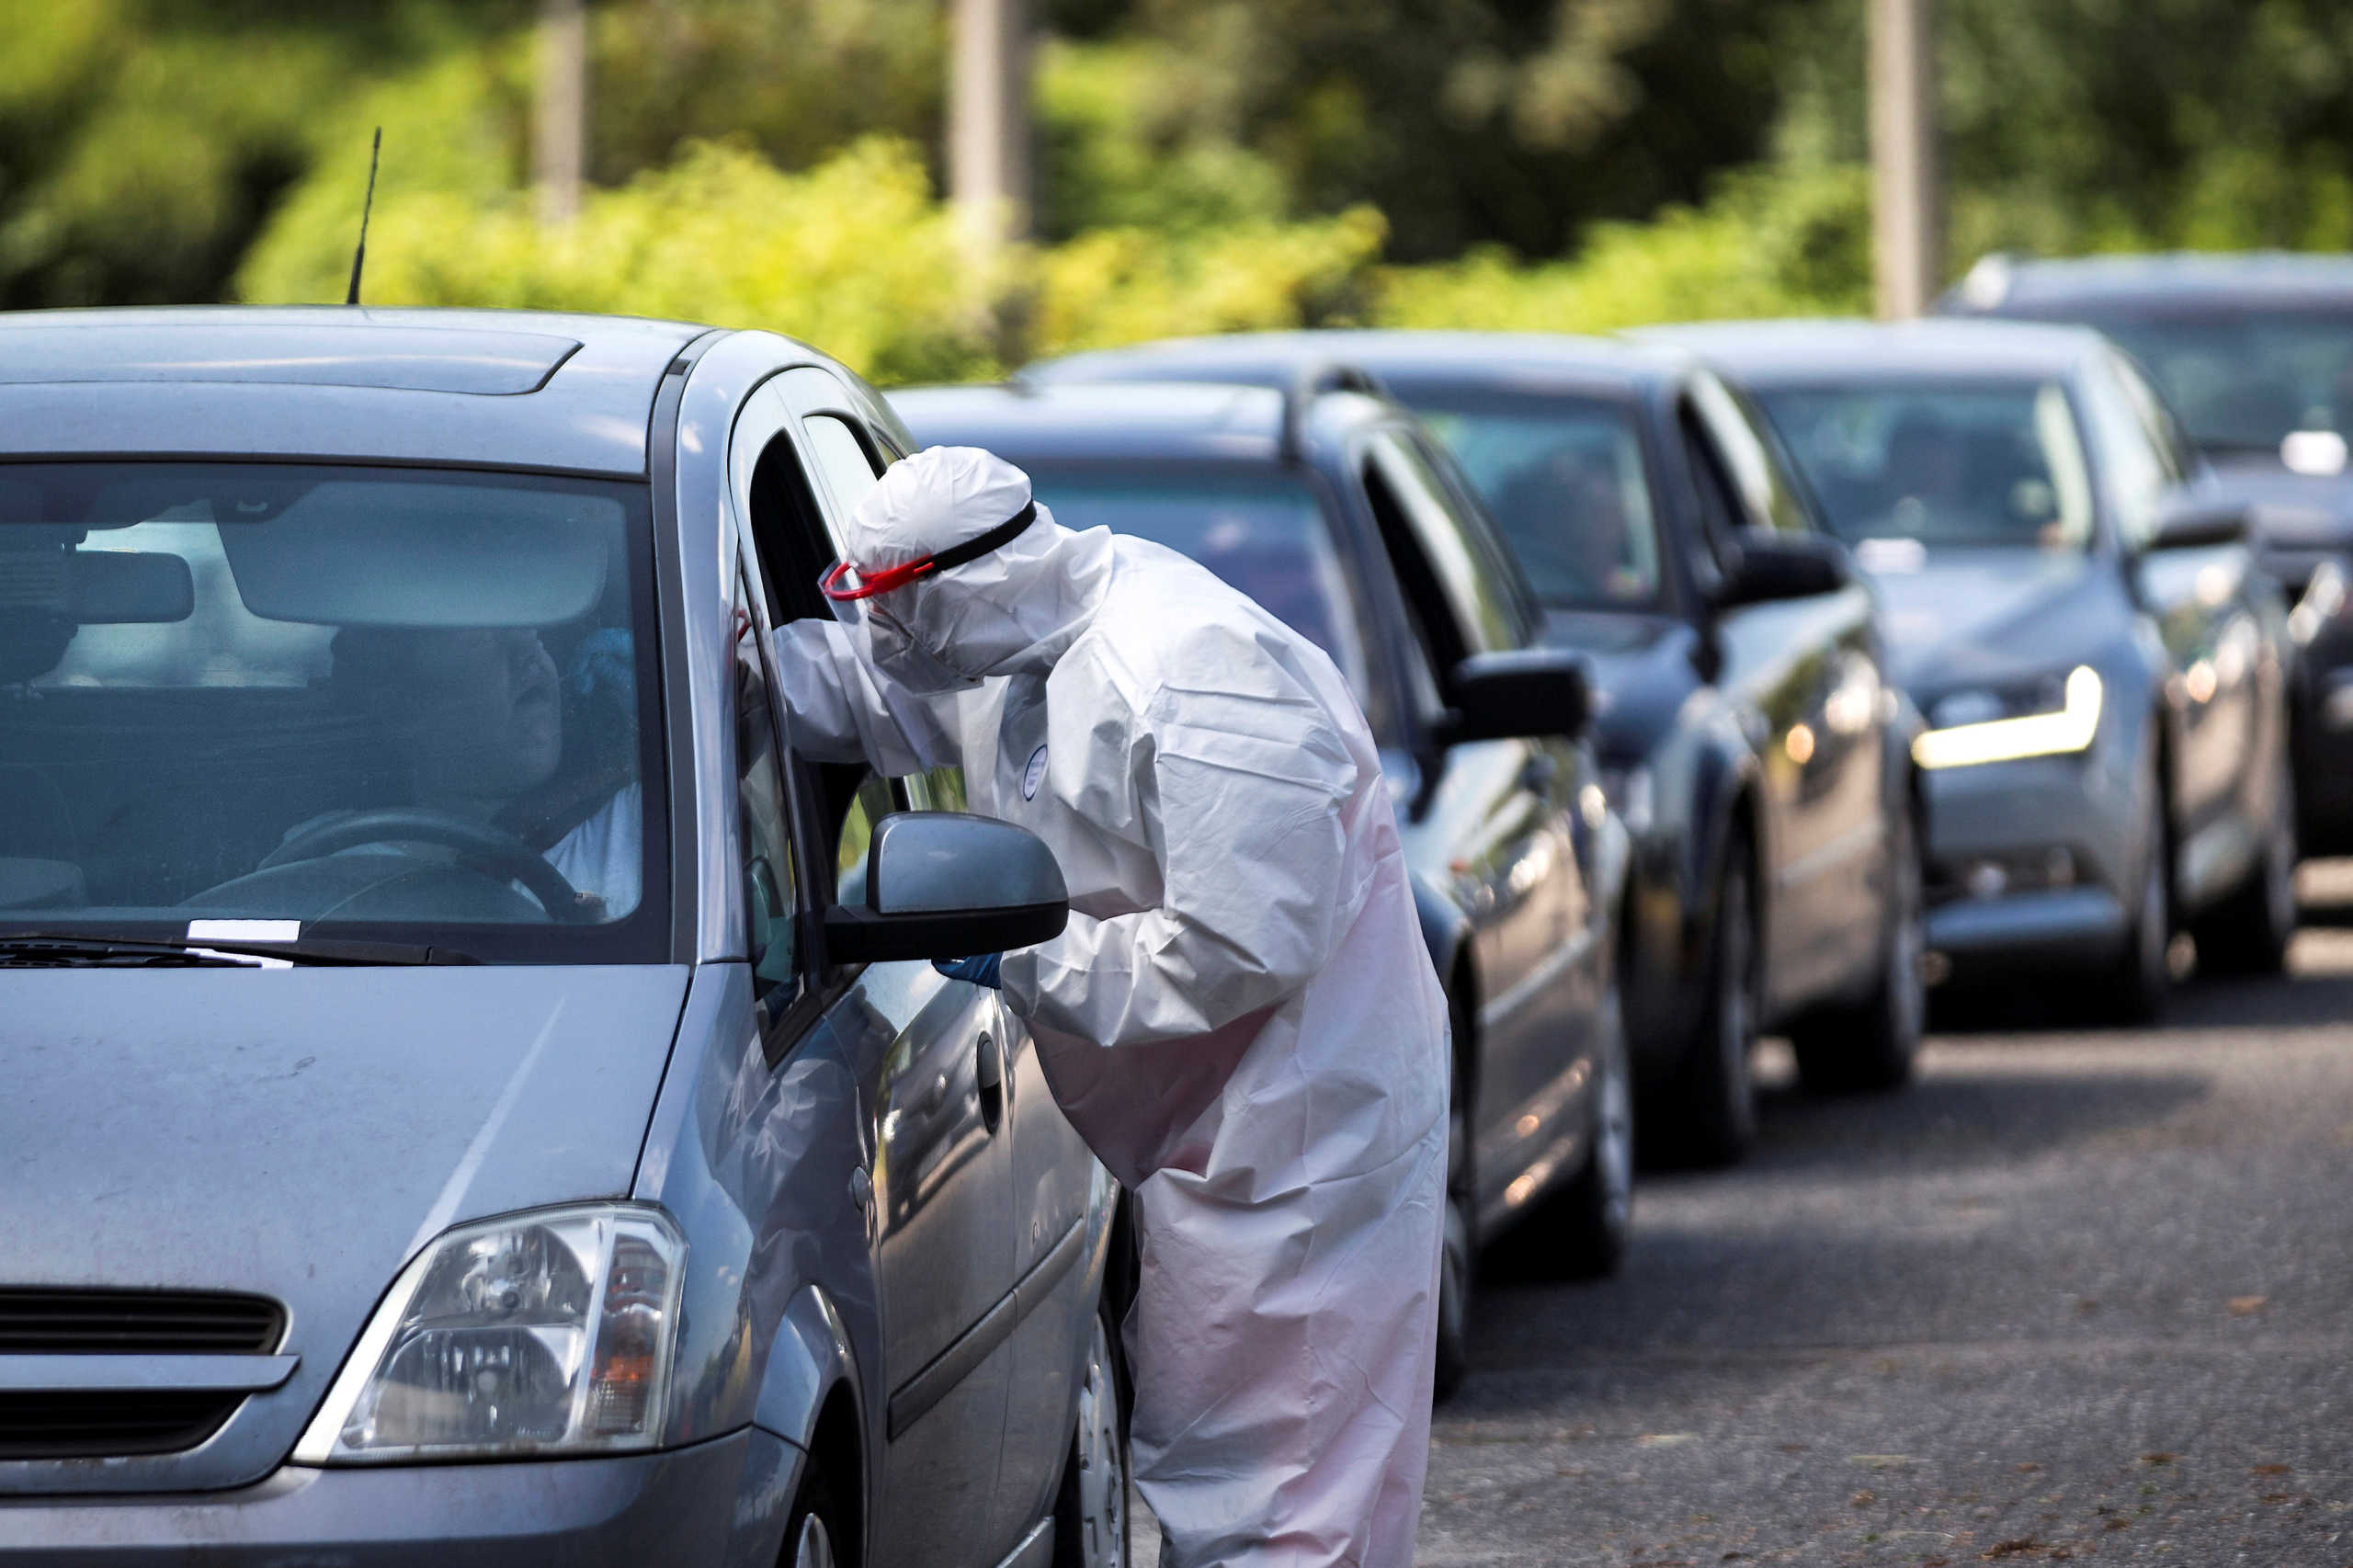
[890,376,1634,1399]
[1941,251,2353,855]
[1656,317,2299,1013]
[1021,333,1926,1167]
[0,309,1123,1567]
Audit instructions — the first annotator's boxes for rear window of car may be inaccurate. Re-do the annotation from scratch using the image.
[1410,390,1665,609]
[0,461,666,963]
[1019,462,1374,705]
[1753,381,2096,552]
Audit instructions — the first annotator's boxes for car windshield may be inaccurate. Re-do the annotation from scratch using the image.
[1022,464,1372,701]
[0,462,665,962]
[1754,381,2096,551]
[2074,310,2353,457]
[1410,392,1665,608]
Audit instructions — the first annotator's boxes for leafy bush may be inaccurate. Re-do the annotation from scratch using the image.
[1375,164,1871,335]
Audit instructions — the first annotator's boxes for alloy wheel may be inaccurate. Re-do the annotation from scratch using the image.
[1592,1007,1635,1239]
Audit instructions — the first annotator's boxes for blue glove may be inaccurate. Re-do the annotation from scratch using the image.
[566,628,636,710]
[933,952,1002,989]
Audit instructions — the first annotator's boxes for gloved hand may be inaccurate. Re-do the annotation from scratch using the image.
[932,952,1002,989]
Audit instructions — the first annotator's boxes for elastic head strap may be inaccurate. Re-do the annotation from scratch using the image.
[819,500,1039,602]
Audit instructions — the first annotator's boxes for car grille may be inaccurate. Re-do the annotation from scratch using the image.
[0,1290,285,1460]
[0,1391,243,1460]
[0,1288,282,1354]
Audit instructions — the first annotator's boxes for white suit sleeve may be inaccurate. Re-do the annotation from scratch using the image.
[1001,639,1362,1048]
[769,619,960,775]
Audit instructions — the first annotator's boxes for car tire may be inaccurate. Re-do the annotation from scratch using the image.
[1052,1294,1132,1568]
[2101,787,2172,1025]
[1540,984,1634,1279]
[782,1460,848,1568]
[1432,994,1476,1404]
[2193,760,2297,976]
[1661,842,1759,1167]
[1790,801,1925,1094]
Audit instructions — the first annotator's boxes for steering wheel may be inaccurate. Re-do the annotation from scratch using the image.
[259,808,596,925]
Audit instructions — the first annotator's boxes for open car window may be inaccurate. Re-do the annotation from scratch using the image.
[0,461,666,962]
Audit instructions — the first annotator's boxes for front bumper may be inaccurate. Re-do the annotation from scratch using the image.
[1920,752,2140,973]
[0,1427,796,1566]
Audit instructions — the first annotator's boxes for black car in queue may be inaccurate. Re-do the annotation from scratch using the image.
[1023,334,1927,1167]
[1942,252,2353,856]
[890,374,1633,1398]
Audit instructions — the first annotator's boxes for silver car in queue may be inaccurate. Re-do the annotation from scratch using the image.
[0,308,1128,1567]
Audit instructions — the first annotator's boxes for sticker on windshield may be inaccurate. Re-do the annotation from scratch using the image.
[188,919,301,942]
[1022,744,1049,801]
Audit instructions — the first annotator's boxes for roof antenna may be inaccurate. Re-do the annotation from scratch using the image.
[344,127,381,307]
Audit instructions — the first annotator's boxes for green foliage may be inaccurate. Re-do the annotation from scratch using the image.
[243,136,998,387]
[1376,163,1870,334]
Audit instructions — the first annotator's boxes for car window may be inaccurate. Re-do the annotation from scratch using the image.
[2075,363,2170,550]
[1364,432,1523,654]
[0,461,665,961]
[1752,381,2096,552]
[1413,391,1665,609]
[1677,402,1751,567]
[801,413,886,520]
[833,771,897,907]
[1021,460,1381,724]
[1687,372,1811,534]
[2108,351,2193,483]
[733,569,800,1005]
[2072,309,2353,456]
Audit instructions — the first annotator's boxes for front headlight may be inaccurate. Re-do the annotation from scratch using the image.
[294,1204,686,1464]
[1913,665,2103,769]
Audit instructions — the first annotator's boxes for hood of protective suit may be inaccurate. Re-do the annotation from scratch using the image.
[836,447,1115,692]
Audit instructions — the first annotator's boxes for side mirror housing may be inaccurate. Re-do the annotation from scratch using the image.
[822,812,1068,965]
[1717,531,1852,608]
[1441,648,1590,744]
[2148,495,2250,551]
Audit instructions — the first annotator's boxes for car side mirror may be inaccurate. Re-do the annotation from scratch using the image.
[822,812,1068,965]
[2147,495,2250,551]
[1440,648,1590,744]
[1716,531,1852,608]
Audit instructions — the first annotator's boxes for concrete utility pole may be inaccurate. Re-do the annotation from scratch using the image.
[949,0,1031,256]
[1869,0,1940,318]
[535,0,587,228]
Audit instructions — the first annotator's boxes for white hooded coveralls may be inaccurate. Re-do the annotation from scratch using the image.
[775,449,1449,1568]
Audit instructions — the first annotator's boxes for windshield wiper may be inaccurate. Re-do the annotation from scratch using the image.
[0,931,478,968]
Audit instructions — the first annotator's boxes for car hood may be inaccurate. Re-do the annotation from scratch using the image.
[0,962,689,1493]
[1864,547,2124,694]
[1537,608,1699,765]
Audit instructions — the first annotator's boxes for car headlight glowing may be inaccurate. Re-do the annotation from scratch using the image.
[1913,665,2102,770]
[293,1205,685,1464]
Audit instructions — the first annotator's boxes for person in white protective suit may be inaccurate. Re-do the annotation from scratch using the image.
[772,446,1449,1568]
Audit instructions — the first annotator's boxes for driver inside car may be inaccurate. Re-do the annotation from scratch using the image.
[295,624,641,919]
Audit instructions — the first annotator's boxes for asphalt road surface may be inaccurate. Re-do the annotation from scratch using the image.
[1135,867,2353,1565]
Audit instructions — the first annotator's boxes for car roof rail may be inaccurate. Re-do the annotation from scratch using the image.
[1279,362,1388,463]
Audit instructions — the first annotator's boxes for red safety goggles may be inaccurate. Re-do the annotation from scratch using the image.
[819,501,1038,603]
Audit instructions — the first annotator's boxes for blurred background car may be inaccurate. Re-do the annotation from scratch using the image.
[890,371,1633,1398]
[1941,252,2353,857]
[1654,319,2299,1016]
[1022,334,1927,1167]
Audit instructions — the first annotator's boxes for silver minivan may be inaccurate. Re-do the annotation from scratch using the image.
[0,309,1128,1566]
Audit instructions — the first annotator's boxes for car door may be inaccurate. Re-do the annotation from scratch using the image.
[2088,350,2285,908]
[730,392,1024,1568]
[1678,374,1888,1006]
[1357,426,1598,1218]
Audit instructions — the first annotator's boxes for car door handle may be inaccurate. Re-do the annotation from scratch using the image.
[975,1031,1005,1133]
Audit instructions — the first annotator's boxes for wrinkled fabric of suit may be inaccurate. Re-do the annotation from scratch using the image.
[776,447,1448,1568]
